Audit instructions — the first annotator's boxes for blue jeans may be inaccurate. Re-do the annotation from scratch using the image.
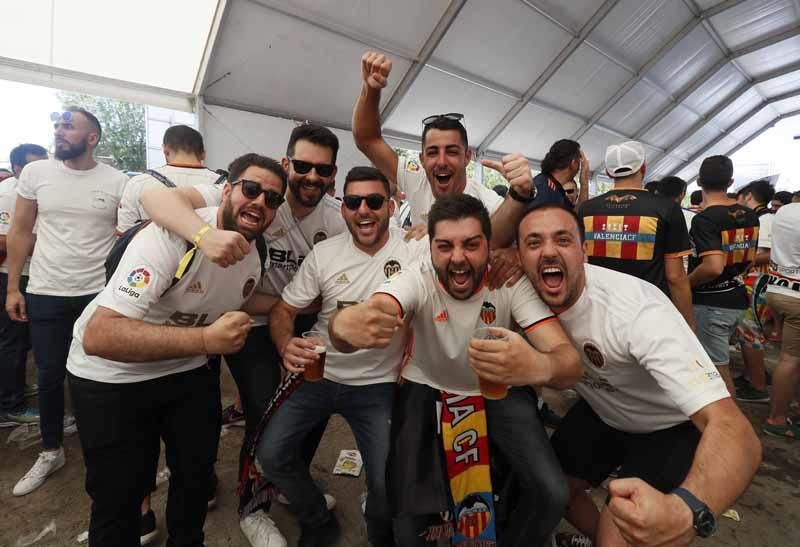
[0,274,31,412]
[26,292,96,449]
[257,379,395,545]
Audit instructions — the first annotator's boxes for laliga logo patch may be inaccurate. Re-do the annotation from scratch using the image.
[480,301,496,324]
[583,341,605,369]
[313,231,328,244]
[0,211,10,224]
[242,277,257,298]
[383,259,402,279]
[127,267,151,289]
[456,494,492,539]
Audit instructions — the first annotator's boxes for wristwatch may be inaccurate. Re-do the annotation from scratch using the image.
[508,183,537,203]
[671,487,717,538]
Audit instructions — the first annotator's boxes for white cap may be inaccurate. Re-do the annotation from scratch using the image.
[605,141,646,178]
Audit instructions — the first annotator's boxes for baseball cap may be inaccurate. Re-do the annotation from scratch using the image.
[605,141,646,178]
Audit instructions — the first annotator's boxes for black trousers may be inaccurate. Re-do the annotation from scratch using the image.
[69,365,221,547]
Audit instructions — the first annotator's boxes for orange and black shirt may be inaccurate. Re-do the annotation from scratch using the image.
[578,189,691,296]
[689,204,760,309]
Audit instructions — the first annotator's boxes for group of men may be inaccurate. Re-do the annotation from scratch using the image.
[3,48,796,547]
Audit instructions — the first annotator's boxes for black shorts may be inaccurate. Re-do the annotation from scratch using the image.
[550,399,700,492]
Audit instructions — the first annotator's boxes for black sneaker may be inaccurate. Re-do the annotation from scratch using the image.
[208,471,218,509]
[140,510,158,545]
[298,513,341,547]
[736,383,770,403]
[539,402,563,428]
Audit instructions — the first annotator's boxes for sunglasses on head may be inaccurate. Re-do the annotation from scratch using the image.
[342,193,387,211]
[422,112,464,126]
[290,158,335,178]
[231,180,285,209]
[51,111,74,122]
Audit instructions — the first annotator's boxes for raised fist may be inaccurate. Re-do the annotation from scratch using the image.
[362,51,392,90]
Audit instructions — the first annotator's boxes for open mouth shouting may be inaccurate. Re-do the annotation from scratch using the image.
[354,217,377,240]
[238,206,265,234]
[448,263,474,294]
[538,261,566,297]
[432,169,454,193]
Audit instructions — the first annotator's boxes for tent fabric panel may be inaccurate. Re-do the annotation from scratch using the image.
[599,80,672,136]
[708,0,796,50]
[642,104,701,148]
[489,102,584,161]
[647,24,723,97]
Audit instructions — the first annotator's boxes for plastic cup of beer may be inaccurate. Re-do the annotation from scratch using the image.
[471,327,509,400]
[301,330,327,382]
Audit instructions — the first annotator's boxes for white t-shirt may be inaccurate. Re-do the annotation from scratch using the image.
[17,159,128,296]
[378,258,555,395]
[197,184,346,324]
[557,264,729,433]
[396,160,503,226]
[282,227,429,385]
[0,177,31,276]
[757,211,773,249]
[117,165,221,232]
[767,203,800,299]
[67,207,262,383]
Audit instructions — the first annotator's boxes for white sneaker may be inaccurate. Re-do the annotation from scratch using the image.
[13,448,65,496]
[276,492,336,510]
[240,512,287,547]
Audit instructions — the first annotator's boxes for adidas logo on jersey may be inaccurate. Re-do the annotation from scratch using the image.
[434,310,449,323]
[186,281,204,294]
[336,273,350,284]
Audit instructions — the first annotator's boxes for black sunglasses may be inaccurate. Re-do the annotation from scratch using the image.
[290,158,335,178]
[422,112,464,126]
[342,193,387,211]
[564,189,576,195]
[231,180,285,209]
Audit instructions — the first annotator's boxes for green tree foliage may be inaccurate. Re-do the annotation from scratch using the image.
[57,91,146,172]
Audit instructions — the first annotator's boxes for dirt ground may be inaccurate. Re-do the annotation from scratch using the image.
[1,347,798,547]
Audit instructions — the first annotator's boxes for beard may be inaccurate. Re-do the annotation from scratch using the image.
[221,200,261,242]
[54,137,88,161]
[288,176,326,207]
[347,213,390,250]
[433,260,486,300]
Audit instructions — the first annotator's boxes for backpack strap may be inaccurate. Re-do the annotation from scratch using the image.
[255,236,268,278]
[213,169,228,185]
[161,240,199,296]
[146,169,177,188]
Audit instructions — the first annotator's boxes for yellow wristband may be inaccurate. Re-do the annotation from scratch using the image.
[192,224,212,246]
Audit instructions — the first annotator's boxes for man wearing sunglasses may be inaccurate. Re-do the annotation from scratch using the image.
[6,107,129,497]
[65,152,285,547]
[140,123,346,545]
[353,52,536,250]
[258,166,428,546]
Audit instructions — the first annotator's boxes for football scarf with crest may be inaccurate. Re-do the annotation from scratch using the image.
[439,392,497,545]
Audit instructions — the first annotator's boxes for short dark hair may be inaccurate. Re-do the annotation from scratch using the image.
[10,143,47,170]
[343,166,390,195]
[644,180,660,193]
[163,125,204,158]
[422,117,468,149]
[741,179,775,205]
[227,153,287,194]
[698,155,733,191]
[690,189,703,205]
[656,176,687,199]
[65,106,102,142]
[427,194,491,241]
[541,139,580,175]
[286,124,339,164]
[517,202,585,244]
[773,190,793,205]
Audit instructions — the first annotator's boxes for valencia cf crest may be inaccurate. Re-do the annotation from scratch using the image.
[383,259,402,279]
[480,302,496,324]
[313,231,328,244]
[456,494,493,539]
[242,277,257,299]
[583,342,605,369]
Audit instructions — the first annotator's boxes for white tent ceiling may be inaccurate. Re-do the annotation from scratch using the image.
[2,0,799,182]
